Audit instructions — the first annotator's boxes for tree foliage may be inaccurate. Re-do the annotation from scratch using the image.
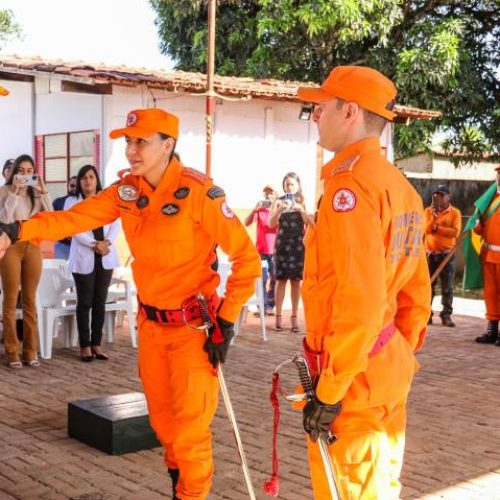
[0,9,21,50]
[150,1,499,161]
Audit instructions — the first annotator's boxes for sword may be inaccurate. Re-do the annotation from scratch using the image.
[291,354,341,500]
[196,293,256,500]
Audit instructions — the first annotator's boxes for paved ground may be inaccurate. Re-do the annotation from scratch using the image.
[1,311,500,499]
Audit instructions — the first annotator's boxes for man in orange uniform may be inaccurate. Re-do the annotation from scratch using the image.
[0,109,261,500]
[424,185,462,326]
[297,66,431,499]
[475,165,500,345]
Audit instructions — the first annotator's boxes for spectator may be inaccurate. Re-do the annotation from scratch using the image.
[268,172,308,332]
[1,158,14,187]
[244,185,278,315]
[52,176,77,259]
[0,154,51,368]
[475,165,500,344]
[424,185,462,326]
[65,165,120,362]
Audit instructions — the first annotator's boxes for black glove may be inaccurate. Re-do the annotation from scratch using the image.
[303,396,342,443]
[0,222,20,244]
[203,316,234,368]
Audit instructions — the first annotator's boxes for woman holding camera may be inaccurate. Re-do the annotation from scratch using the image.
[269,172,308,332]
[0,154,51,368]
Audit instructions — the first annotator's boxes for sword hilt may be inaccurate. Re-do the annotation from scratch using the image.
[196,293,213,329]
[292,354,336,445]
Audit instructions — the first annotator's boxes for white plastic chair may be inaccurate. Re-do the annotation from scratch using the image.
[216,260,267,341]
[36,267,78,359]
[103,267,137,347]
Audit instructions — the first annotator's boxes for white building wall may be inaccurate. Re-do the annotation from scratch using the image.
[35,76,102,135]
[0,79,34,163]
[104,86,319,210]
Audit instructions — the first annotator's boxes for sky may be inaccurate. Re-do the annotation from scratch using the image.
[0,0,174,70]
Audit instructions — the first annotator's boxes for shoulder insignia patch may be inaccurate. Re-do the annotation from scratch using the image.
[118,184,139,202]
[207,186,225,199]
[332,188,357,213]
[182,167,209,185]
[331,155,360,178]
[174,187,190,199]
[221,201,234,219]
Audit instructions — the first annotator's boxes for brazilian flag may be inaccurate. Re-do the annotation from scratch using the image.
[463,182,498,289]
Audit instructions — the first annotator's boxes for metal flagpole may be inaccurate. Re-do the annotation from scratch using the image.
[205,0,216,177]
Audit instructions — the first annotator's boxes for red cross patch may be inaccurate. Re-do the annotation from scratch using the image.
[332,188,356,212]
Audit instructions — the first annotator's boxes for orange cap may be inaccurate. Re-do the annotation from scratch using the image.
[109,108,179,140]
[0,85,9,96]
[263,185,275,193]
[297,66,397,121]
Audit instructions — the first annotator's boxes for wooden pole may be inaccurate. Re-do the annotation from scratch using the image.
[205,0,216,177]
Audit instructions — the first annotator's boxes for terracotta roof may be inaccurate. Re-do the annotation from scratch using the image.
[0,54,441,120]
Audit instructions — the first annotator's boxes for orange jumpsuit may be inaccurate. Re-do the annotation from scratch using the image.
[18,157,261,500]
[474,194,500,321]
[302,137,431,499]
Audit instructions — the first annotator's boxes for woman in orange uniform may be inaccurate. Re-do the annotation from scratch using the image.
[297,66,431,499]
[0,108,261,500]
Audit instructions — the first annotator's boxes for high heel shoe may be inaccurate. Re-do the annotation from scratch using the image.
[291,315,300,333]
[80,347,93,362]
[275,314,283,331]
[91,347,109,361]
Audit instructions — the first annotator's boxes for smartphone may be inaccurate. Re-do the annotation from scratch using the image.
[15,174,39,187]
[261,200,272,208]
[284,193,295,207]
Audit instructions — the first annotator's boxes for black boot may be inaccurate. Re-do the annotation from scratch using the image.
[168,468,180,499]
[476,321,499,344]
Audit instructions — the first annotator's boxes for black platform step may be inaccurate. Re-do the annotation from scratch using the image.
[68,392,160,455]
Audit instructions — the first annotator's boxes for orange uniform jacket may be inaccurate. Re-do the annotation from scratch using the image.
[475,194,500,264]
[424,205,462,252]
[303,138,431,408]
[19,157,261,322]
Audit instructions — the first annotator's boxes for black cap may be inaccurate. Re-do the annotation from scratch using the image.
[433,184,450,195]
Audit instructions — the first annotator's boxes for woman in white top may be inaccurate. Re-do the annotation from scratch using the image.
[0,154,52,368]
[65,165,120,362]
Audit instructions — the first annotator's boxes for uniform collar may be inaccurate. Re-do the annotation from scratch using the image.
[139,156,182,195]
[321,137,381,180]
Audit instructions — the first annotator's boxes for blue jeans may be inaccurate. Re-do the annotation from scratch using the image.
[261,254,276,309]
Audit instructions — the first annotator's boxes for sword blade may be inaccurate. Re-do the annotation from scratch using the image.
[216,364,256,500]
[318,438,342,500]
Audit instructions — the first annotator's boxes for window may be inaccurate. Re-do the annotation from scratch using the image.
[35,130,100,198]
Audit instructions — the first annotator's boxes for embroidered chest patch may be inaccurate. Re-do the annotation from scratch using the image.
[118,184,139,201]
[174,187,190,199]
[161,203,180,216]
[332,189,357,212]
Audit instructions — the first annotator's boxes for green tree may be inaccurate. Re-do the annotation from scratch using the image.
[150,1,499,161]
[0,9,21,49]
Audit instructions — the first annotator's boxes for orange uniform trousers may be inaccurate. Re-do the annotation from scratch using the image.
[137,316,219,500]
[483,261,500,321]
[307,399,407,500]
